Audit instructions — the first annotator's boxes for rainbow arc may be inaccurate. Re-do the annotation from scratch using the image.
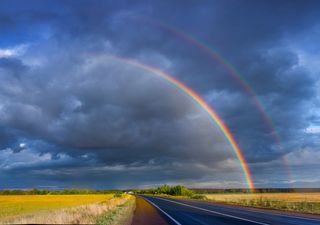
[93,54,255,191]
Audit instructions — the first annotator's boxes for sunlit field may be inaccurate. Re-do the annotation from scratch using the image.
[0,194,112,219]
[205,193,320,214]
[0,194,134,224]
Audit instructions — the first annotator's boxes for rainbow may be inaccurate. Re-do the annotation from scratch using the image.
[132,16,294,184]
[149,23,295,183]
[154,22,282,146]
[93,54,255,191]
[131,16,281,147]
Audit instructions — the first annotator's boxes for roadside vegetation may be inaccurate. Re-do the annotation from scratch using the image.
[136,184,207,200]
[96,195,135,225]
[0,189,122,195]
[2,186,320,223]
[135,185,320,214]
[135,184,193,196]
[205,193,320,214]
[0,193,134,224]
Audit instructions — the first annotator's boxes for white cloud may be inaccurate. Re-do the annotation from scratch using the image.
[0,44,28,58]
[305,126,320,134]
[0,148,72,170]
[283,147,320,166]
[19,143,26,148]
[282,178,320,184]
[0,148,51,170]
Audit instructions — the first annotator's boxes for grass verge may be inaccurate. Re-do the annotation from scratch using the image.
[204,193,320,214]
[96,195,135,225]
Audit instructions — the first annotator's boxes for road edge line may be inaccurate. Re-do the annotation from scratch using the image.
[141,196,182,225]
[151,196,269,225]
[211,202,320,222]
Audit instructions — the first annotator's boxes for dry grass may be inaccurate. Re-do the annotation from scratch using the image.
[205,193,320,214]
[0,194,132,224]
[96,195,135,225]
[0,194,113,220]
[205,193,320,202]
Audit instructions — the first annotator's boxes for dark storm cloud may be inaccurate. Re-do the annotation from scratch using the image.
[0,0,319,188]
[0,48,239,188]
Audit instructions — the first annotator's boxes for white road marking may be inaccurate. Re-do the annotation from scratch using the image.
[149,196,269,225]
[142,196,182,225]
[273,214,320,222]
[215,202,320,223]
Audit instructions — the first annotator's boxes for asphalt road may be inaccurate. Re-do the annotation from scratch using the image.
[140,195,320,225]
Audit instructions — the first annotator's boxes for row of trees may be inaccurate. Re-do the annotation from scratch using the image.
[135,185,194,196]
[2,186,315,195]
[0,185,194,196]
[0,188,123,195]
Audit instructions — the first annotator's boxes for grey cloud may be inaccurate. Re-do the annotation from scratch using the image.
[0,43,242,188]
[0,0,319,188]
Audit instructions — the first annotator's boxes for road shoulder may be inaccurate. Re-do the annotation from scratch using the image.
[131,195,169,225]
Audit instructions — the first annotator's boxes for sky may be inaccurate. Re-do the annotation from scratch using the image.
[0,0,319,189]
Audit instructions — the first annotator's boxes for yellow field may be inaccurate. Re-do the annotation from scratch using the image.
[205,193,320,202]
[0,194,134,224]
[0,194,113,221]
[205,193,320,213]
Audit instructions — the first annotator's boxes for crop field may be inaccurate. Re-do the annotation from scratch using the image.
[0,194,134,224]
[205,193,320,214]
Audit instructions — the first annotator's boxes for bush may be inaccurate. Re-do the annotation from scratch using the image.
[113,193,123,198]
[170,185,193,196]
[191,194,208,200]
[155,185,194,197]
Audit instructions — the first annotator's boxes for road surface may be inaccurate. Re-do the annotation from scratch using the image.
[138,195,320,225]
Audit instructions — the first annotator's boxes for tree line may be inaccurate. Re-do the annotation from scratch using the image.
[0,188,123,195]
[2,186,317,195]
[134,184,194,196]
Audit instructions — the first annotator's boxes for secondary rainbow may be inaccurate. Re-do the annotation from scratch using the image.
[148,22,295,183]
[155,22,281,145]
[132,16,282,150]
[97,54,255,191]
[134,17,293,184]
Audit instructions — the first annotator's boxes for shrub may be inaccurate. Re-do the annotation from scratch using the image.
[113,193,123,198]
[155,185,193,197]
[191,194,208,200]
